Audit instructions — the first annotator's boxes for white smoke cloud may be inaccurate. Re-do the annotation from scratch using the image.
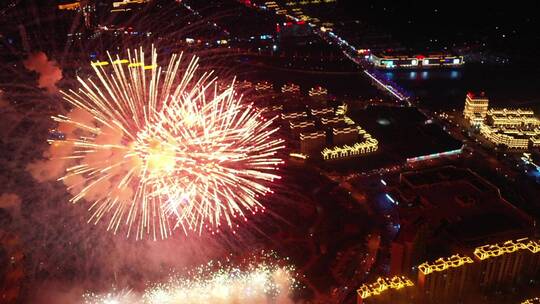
[23,52,63,93]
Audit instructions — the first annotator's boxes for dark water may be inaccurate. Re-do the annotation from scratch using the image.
[386,63,540,112]
[249,68,380,99]
[232,57,382,99]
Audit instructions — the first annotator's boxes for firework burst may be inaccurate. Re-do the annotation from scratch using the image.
[52,46,284,239]
[83,289,136,304]
[143,254,297,304]
[82,252,298,304]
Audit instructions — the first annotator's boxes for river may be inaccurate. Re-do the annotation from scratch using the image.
[384,63,540,112]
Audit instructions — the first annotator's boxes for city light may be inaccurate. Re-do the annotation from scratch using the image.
[418,254,474,275]
[58,2,81,10]
[474,238,540,260]
[4,2,540,304]
[370,53,464,69]
[406,147,463,163]
[385,193,397,205]
[321,138,378,160]
[308,86,328,97]
[463,93,540,149]
[255,81,273,91]
[364,70,408,101]
[357,276,414,299]
[289,153,308,159]
[310,107,333,116]
[281,83,300,94]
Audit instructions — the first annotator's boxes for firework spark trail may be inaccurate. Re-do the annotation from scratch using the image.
[83,289,138,304]
[82,253,297,304]
[51,46,284,240]
[143,257,296,304]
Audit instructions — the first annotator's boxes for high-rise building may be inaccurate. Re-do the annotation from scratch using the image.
[300,131,326,155]
[359,237,540,304]
[463,92,489,126]
[487,108,540,129]
[479,108,540,149]
[357,276,415,304]
[320,116,346,129]
[417,254,474,303]
[310,107,334,118]
[289,120,315,137]
[390,224,429,276]
[332,125,358,146]
[473,238,540,289]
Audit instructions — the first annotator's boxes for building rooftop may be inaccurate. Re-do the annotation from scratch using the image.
[466,91,488,100]
[395,166,532,251]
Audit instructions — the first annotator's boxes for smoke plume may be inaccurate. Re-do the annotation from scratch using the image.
[23,52,63,93]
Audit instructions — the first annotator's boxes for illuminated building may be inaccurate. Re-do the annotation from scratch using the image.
[392,166,539,302]
[418,254,474,276]
[281,83,300,94]
[236,80,253,90]
[417,254,474,304]
[58,2,81,10]
[278,101,377,159]
[479,109,540,149]
[321,136,378,160]
[255,81,273,92]
[320,116,346,128]
[112,0,149,8]
[487,108,540,129]
[289,152,308,160]
[357,276,414,304]
[523,297,540,304]
[332,125,358,146]
[58,1,95,28]
[91,59,156,70]
[300,131,326,155]
[319,102,379,160]
[463,93,540,149]
[479,125,531,149]
[475,240,528,288]
[370,53,464,69]
[463,92,489,126]
[281,111,307,120]
[358,237,540,304]
[289,120,315,136]
[308,86,328,97]
[473,238,540,288]
[390,240,415,276]
[390,224,431,276]
[258,105,283,116]
[336,103,347,116]
[310,107,334,117]
[474,239,531,260]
